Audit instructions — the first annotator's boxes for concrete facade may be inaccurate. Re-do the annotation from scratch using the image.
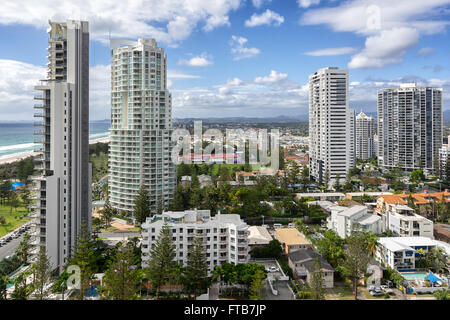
[309,67,353,186]
[32,20,91,271]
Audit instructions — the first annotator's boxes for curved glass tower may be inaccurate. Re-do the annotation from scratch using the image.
[109,38,176,214]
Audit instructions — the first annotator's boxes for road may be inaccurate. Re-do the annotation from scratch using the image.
[0,233,24,260]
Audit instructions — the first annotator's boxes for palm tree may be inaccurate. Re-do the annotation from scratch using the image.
[433,289,449,300]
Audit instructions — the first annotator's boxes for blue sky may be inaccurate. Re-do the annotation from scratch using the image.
[0,0,449,120]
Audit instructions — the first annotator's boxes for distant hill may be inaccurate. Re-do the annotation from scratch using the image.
[174,115,308,124]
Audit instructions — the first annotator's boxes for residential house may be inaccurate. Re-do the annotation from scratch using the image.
[288,249,334,288]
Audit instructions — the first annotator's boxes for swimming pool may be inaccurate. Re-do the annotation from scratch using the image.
[401,272,428,280]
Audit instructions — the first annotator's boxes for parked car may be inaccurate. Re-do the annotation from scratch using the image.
[288,223,295,228]
[370,290,383,296]
[273,223,283,229]
[0,240,6,246]
[266,266,279,273]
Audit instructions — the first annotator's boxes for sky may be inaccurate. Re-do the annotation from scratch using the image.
[0,0,449,121]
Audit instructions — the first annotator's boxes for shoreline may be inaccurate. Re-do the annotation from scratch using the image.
[0,137,110,166]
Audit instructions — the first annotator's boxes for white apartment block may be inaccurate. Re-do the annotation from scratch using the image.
[356,111,375,160]
[439,144,449,181]
[378,84,443,173]
[375,237,439,271]
[141,210,250,272]
[327,205,382,238]
[109,38,176,214]
[32,20,92,271]
[309,67,352,186]
[384,204,434,239]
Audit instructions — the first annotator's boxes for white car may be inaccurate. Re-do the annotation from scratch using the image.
[267,266,279,272]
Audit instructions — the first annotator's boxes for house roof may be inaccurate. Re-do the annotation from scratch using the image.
[248,226,273,245]
[378,237,437,252]
[378,192,450,206]
[275,228,310,246]
[288,249,334,272]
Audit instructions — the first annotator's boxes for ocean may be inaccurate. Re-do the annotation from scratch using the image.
[0,120,110,160]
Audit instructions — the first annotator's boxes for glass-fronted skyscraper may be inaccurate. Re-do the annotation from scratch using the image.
[109,39,176,214]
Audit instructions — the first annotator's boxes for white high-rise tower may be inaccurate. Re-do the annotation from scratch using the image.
[356,111,375,160]
[309,67,352,186]
[32,20,91,270]
[109,39,176,214]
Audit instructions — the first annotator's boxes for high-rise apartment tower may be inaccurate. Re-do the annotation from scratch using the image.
[309,67,353,186]
[356,111,375,160]
[109,39,176,214]
[378,84,442,172]
[32,20,91,271]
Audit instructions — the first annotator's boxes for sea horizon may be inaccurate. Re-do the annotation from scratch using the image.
[0,120,111,161]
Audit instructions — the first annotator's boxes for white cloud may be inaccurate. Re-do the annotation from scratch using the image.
[218,86,232,95]
[0,60,111,120]
[300,0,450,68]
[416,47,436,57]
[304,47,358,56]
[245,9,284,27]
[348,27,419,68]
[178,53,213,67]
[170,70,310,117]
[230,35,261,60]
[0,0,242,45]
[0,60,46,120]
[167,70,202,79]
[298,0,320,8]
[252,0,272,8]
[254,70,288,85]
[226,78,243,86]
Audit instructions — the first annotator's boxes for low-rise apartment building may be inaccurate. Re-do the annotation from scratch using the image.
[384,204,434,239]
[141,209,249,272]
[375,237,439,271]
[274,228,311,254]
[376,191,450,217]
[327,205,383,238]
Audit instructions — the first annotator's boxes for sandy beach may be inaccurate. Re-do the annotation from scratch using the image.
[0,137,110,166]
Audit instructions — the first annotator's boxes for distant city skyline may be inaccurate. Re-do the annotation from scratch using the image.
[0,0,449,121]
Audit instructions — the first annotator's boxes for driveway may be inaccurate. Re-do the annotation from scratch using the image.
[263,279,295,300]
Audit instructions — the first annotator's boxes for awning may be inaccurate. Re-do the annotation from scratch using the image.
[425,271,442,283]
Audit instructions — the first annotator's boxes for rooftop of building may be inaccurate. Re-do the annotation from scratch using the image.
[274,228,310,246]
[142,209,248,230]
[288,249,334,272]
[378,236,438,252]
[248,226,273,245]
[378,191,450,205]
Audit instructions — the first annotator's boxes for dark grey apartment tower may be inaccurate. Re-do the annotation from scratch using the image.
[32,20,91,271]
[378,84,443,173]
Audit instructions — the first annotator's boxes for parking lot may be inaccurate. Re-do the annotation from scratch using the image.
[253,259,285,279]
[0,223,31,260]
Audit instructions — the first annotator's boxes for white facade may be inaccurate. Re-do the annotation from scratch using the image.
[309,67,352,186]
[375,237,439,271]
[32,20,91,271]
[327,205,382,238]
[439,145,449,181]
[356,111,375,160]
[378,84,443,172]
[141,210,249,272]
[109,38,176,213]
[384,204,434,239]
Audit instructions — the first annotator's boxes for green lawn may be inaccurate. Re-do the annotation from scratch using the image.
[326,282,355,300]
[0,202,30,237]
